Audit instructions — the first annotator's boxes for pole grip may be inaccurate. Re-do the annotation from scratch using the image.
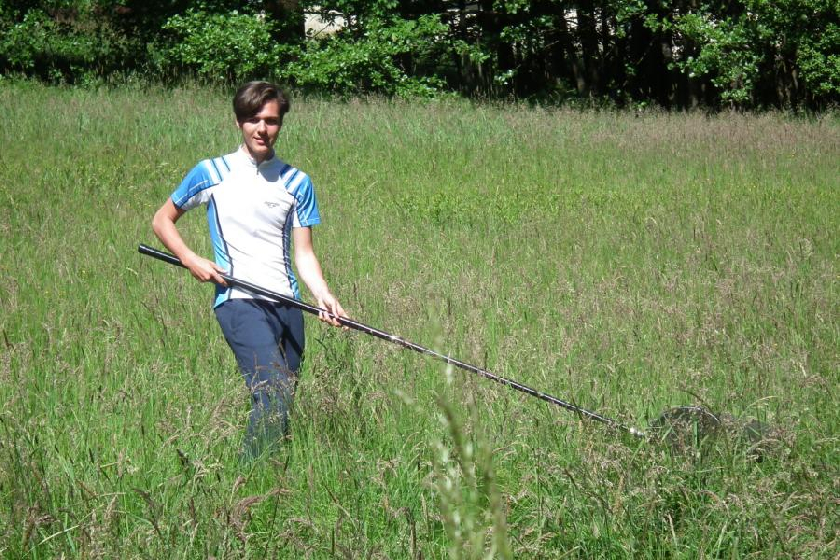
[138,244,186,268]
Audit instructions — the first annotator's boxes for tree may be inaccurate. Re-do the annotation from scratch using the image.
[0,0,836,108]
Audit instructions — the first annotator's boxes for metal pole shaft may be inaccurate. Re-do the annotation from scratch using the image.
[138,244,644,437]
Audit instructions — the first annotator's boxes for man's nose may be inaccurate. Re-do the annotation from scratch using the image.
[257,119,267,132]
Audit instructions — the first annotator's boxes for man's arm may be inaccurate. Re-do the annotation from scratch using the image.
[152,198,227,285]
[293,226,347,326]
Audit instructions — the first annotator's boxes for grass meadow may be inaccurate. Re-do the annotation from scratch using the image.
[0,81,837,558]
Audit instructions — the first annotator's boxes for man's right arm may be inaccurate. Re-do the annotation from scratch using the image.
[152,198,226,285]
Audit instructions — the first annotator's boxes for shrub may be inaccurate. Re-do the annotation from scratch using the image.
[284,14,454,98]
[152,9,293,83]
[0,7,127,83]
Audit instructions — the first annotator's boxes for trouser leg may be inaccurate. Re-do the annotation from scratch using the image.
[214,299,305,457]
[241,341,295,451]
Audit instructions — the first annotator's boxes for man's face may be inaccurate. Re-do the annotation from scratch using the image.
[238,99,282,162]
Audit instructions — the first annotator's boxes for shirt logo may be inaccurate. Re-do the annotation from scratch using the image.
[265,201,280,208]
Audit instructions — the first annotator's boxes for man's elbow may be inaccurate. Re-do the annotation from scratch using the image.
[151,209,164,236]
[152,205,172,238]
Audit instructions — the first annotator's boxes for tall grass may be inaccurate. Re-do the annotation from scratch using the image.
[0,81,837,558]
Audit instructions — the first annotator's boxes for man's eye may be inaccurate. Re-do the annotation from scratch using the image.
[265,119,279,126]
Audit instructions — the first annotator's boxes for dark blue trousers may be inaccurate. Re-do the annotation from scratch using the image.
[214,299,305,458]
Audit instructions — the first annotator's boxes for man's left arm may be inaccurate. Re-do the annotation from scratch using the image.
[293,226,347,327]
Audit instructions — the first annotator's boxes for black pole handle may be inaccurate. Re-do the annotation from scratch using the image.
[139,243,191,268]
[138,243,645,437]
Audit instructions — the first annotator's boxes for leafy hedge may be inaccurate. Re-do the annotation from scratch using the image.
[0,6,129,83]
[153,9,289,83]
[0,0,837,109]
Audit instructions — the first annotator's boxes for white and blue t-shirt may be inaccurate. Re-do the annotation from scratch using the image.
[171,149,321,307]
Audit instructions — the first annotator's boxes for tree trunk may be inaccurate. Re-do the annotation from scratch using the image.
[577,0,601,96]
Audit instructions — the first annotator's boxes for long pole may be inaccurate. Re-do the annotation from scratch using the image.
[138,244,645,437]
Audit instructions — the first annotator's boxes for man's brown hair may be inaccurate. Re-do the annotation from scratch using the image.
[233,81,290,123]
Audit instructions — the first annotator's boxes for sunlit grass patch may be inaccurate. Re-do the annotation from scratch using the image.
[0,82,837,558]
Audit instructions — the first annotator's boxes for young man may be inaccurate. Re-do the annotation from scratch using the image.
[153,81,347,457]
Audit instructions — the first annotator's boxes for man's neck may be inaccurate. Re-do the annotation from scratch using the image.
[240,145,274,165]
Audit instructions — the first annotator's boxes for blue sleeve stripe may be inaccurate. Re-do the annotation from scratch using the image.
[281,166,297,185]
[294,175,321,226]
[282,209,300,300]
[208,195,232,273]
[209,159,224,182]
[208,195,233,307]
[172,177,214,208]
[219,156,231,172]
[289,172,307,193]
[198,160,219,185]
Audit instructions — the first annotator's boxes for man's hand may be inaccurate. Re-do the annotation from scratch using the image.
[292,226,348,329]
[153,198,227,286]
[314,291,348,328]
[182,252,227,286]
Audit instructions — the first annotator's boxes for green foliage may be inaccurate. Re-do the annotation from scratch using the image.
[153,9,290,83]
[670,10,764,106]
[652,0,840,107]
[794,4,840,100]
[105,0,270,40]
[312,0,398,25]
[0,6,127,82]
[285,14,454,98]
[0,0,837,108]
[432,399,512,559]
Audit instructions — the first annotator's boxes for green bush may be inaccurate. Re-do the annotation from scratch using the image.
[284,14,454,98]
[798,20,840,101]
[660,0,840,108]
[0,0,835,108]
[0,7,127,83]
[153,9,292,83]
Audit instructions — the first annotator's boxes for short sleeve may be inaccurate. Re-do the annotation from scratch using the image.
[292,174,321,227]
[171,160,221,211]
